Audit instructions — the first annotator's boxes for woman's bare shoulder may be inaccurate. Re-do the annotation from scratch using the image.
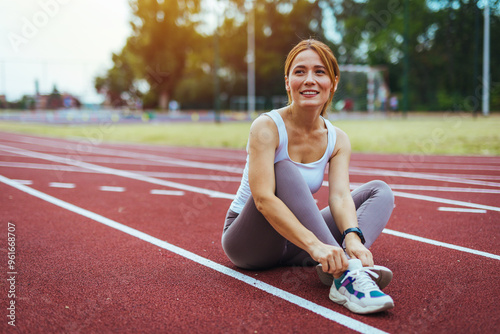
[330,126,351,158]
[249,112,279,148]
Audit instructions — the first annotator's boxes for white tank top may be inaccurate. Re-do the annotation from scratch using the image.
[229,109,337,214]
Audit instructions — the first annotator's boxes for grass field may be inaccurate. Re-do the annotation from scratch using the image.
[0,113,499,156]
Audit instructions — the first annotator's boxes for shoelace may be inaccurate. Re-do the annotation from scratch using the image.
[341,268,379,291]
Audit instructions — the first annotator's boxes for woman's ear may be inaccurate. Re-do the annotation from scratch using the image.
[285,76,290,91]
[332,79,338,93]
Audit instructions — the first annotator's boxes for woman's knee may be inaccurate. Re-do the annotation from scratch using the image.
[369,180,394,205]
[274,160,306,188]
[274,159,297,173]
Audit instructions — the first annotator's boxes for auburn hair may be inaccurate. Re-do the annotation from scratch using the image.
[284,39,340,116]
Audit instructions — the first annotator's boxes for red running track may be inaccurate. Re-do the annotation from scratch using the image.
[1,131,499,333]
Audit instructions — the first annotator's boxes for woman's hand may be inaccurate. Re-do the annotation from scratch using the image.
[310,242,349,278]
[344,234,374,267]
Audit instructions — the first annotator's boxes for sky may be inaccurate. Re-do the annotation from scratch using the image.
[0,0,133,104]
[0,0,334,105]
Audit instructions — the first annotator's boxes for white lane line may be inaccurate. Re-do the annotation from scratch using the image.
[2,137,498,188]
[350,167,500,188]
[4,158,500,182]
[2,144,499,259]
[350,182,500,194]
[0,161,87,172]
[100,186,125,192]
[0,134,247,163]
[350,154,500,165]
[383,228,500,260]
[0,144,235,200]
[437,207,487,213]
[49,182,76,189]
[4,161,500,194]
[0,161,244,182]
[351,161,500,171]
[392,191,500,212]
[150,189,185,196]
[1,136,245,174]
[0,174,387,334]
[13,179,32,185]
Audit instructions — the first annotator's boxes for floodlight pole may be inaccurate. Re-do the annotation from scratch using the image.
[214,22,221,123]
[482,0,490,116]
[473,2,480,118]
[214,0,222,123]
[247,0,256,117]
[402,0,409,118]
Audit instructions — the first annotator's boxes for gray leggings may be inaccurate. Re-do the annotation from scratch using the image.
[221,160,394,270]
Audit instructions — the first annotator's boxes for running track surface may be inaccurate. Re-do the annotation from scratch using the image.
[1,130,499,333]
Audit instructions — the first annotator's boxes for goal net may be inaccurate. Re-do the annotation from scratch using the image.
[331,65,389,113]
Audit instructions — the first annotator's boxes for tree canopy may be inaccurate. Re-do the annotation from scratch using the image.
[95,0,499,112]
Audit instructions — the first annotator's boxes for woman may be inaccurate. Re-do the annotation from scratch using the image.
[221,39,395,314]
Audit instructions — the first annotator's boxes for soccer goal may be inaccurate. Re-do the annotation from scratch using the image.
[332,65,389,113]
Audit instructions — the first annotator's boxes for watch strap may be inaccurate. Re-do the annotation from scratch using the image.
[342,227,366,244]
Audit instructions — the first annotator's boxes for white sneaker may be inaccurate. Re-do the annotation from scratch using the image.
[316,262,393,290]
[329,259,394,314]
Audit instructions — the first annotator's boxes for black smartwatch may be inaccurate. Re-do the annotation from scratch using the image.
[342,227,366,245]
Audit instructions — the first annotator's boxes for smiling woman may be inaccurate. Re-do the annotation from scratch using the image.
[221,39,396,315]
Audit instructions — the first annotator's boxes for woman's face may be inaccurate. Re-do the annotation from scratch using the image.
[285,49,334,112]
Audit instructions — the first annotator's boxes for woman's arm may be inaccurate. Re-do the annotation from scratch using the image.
[328,128,374,267]
[248,116,348,277]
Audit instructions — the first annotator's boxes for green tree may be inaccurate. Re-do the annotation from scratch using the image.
[96,0,202,110]
[174,0,327,110]
[210,0,327,110]
[127,0,202,110]
[323,0,500,112]
[94,46,138,107]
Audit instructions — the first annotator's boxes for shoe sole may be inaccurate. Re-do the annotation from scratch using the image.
[329,288,395,314]
[316,264,393,290]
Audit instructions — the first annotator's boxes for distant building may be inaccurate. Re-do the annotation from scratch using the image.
[35,93,81,110]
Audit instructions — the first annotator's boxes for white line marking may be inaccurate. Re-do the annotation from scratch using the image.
[351,161,500,171]
[1,136,245,173]
[392,191,500,212]
[13,179,32,185]
[0,161,244,182]
[0,161,87,172]
[437,207,487,213]
[4,160,500,195]
[2,144,499,259]
[350,167,500,188]
[4,160,500,197]
[150,189,185,196]
[350,182,500,194]
[383,228,500,260]
[100,186,125,192]
[49,182,76,189]
[0,144,234,199]
[2,138,498,189]
[0,173,387,334]
[325,181,500,212]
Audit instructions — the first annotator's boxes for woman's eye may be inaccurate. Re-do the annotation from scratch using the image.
[316,70,325,74]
